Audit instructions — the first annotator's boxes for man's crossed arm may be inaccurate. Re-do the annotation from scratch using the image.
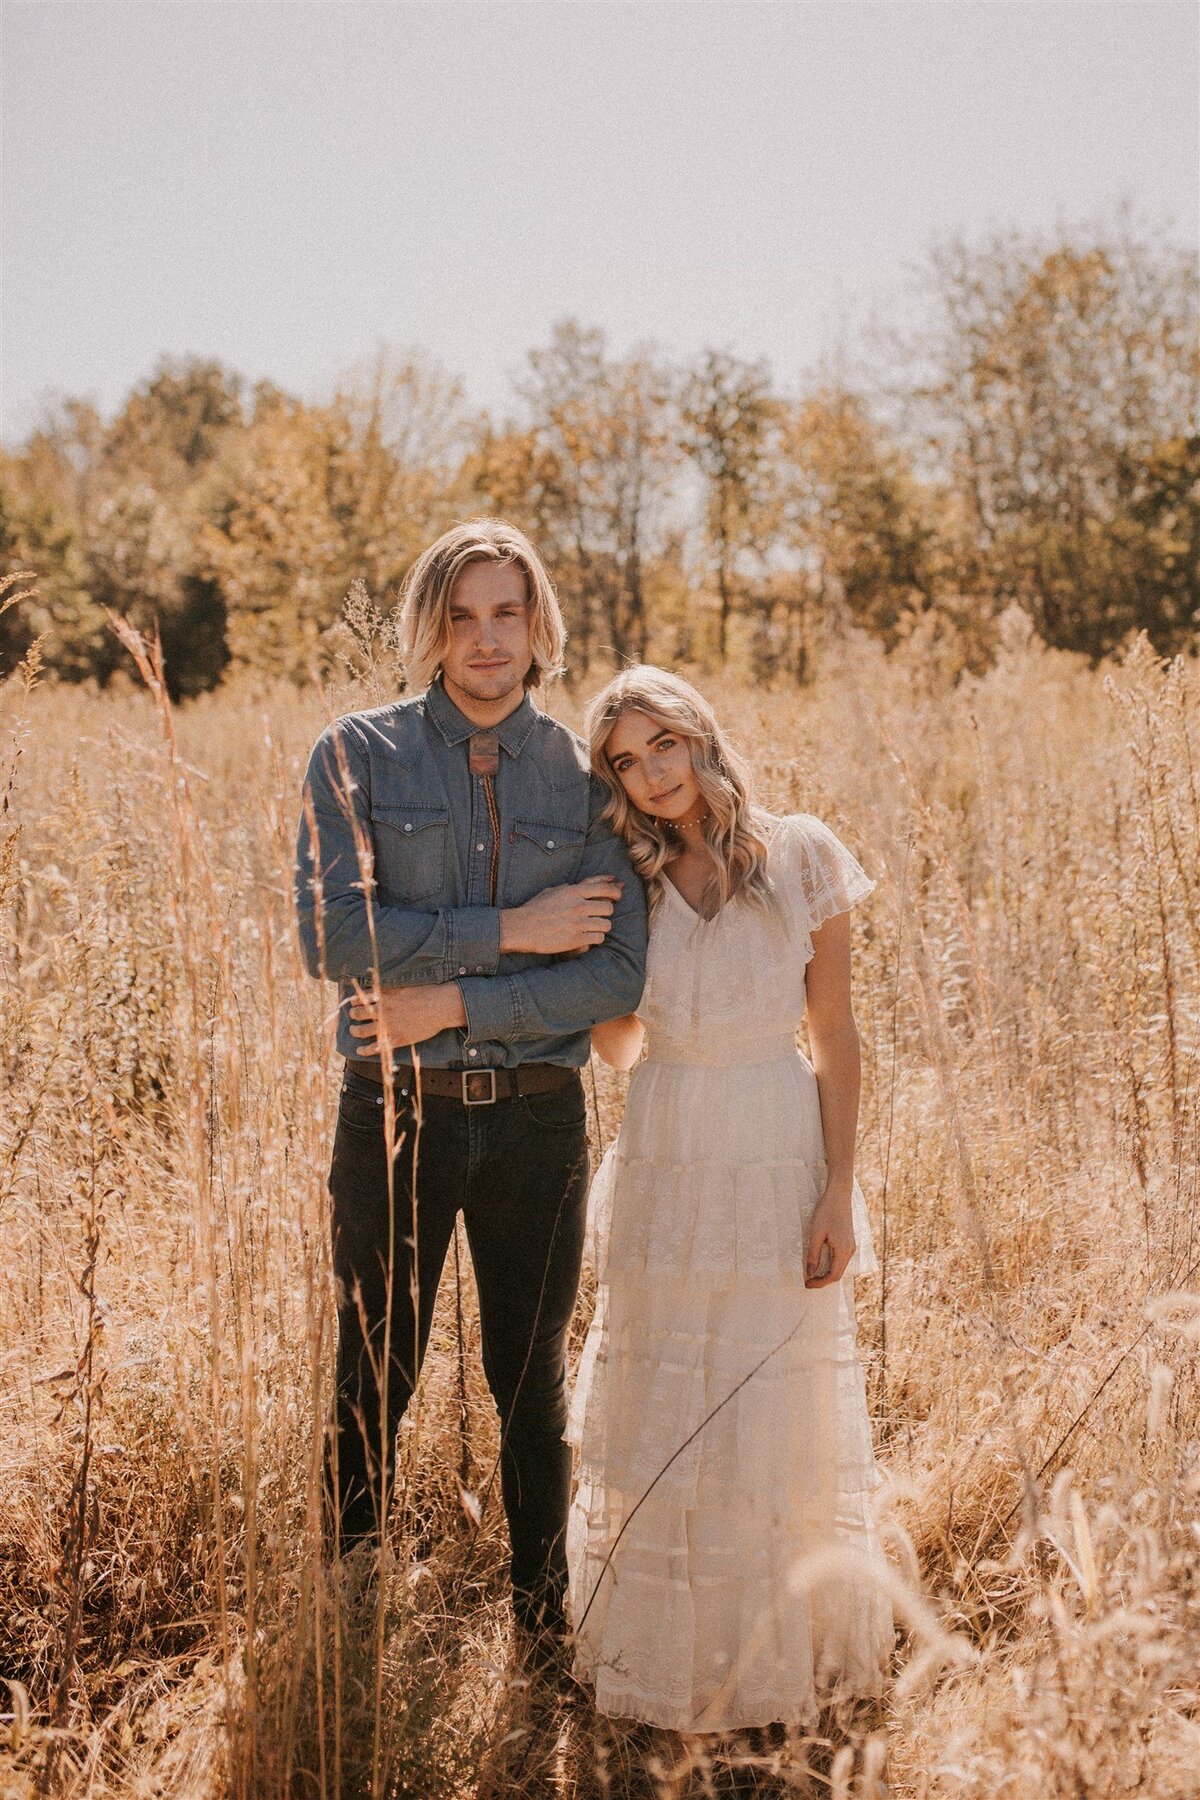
[345,874,630,1054]
[295,720,647,1051]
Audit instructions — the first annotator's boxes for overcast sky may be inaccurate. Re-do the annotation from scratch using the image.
[2,0,1196,445]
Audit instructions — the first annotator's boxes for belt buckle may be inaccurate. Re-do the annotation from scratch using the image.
[461,1067,497,1106]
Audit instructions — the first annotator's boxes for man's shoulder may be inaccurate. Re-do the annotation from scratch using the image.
[524,710,622,843]
[527,709,617,811]
[527,707,589,770]
[316,693,433,756]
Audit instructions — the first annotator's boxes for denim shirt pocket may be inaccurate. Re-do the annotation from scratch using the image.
[369,800,450,904]
[504,819,587,905]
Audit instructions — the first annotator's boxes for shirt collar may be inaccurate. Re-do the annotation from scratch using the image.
[424,676,539,758]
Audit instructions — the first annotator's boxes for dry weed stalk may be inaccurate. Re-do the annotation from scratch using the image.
[0,620,1196,1798]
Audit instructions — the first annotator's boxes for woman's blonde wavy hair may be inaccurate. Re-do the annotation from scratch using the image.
[586,666,776,921]
[398,519,567,693]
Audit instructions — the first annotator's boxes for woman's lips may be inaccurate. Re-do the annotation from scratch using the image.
[648,784,682,805]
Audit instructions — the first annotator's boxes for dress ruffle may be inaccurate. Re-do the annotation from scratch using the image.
[588,1051,880,1283]
[568,1140,894,1729]
[567,1479,894,1731]
[566,1266,895,1733]
[567,1254,885,1508]
[587,1142,878,1284]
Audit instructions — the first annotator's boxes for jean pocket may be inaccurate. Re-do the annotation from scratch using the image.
[502,819,586,906]
[518,1078,587,1132]
[370,801,449,904]
[336,1078,387,1135]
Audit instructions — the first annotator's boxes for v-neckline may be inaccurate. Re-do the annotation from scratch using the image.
[663,874,718,922]
[661,812,787,924]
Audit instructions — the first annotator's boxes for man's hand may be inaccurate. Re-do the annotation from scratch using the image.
[500,877,624,956]
[348,981,467,1055]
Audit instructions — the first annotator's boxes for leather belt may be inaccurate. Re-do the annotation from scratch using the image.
[346,1059,579,1106]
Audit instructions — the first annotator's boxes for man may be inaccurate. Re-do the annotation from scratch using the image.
[294,519,647,1654]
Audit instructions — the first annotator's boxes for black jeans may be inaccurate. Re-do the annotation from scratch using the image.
[325,1063,589,1627]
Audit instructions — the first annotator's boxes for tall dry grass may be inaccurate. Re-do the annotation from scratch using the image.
[1,604,1197,1798]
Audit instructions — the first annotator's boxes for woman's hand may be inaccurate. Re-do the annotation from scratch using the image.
[500,877,624,955]
[805,909,862,1289]
[805,1187,856,1288]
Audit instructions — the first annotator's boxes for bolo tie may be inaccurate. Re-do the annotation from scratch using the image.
[468,728,502,904]
[451,727,502,1496]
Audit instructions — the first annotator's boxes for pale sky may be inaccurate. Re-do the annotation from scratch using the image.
[2,0,1197,445]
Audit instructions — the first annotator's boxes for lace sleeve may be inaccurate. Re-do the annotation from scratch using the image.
[785,813,876,933]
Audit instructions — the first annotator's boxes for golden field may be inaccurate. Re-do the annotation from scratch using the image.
[1,615,1198,1799]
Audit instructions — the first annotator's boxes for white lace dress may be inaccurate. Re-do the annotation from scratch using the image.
[566,813,895,1732]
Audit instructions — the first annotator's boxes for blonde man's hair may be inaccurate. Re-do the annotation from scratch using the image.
[398,519,567,693]
[586,665,775,922]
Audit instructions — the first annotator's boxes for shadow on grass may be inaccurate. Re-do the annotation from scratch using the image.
[474,1661,888,1800]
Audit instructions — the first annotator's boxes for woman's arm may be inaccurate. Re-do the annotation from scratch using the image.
[591,1012,645,1071]
[802,908,862,1287]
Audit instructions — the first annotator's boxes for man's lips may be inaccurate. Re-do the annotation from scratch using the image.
[468,659,509,671]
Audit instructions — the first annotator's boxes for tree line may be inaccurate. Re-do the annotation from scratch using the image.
[2,214,1196,697]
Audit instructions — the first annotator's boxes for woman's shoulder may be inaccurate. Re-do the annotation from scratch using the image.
[761,810,876,922]
[756,809,841,859]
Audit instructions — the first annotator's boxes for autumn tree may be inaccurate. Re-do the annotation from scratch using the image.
[778,386,936,648]
[0,456,95,678]
[0,409,119,682]
[511,320,677,671]
[463,424,570,552]
[83,483,229,696]
[1114,433,1200,649]
[196,393,358,674]
[910,217,1199,657]
[102,357,245,490]
[91,359,244,691]
[9,220,1191,690]
[0,372,244,692]
[332,345,481,594]
[678,349,780,659]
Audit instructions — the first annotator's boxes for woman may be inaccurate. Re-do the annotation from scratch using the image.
[566,667,894,1734]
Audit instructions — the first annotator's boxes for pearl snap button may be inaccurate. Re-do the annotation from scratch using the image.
[546,839,555,849]
[476,843,484,852]
[468,1048,478,1058]
[458,966,467,975]
[403,822,413,833]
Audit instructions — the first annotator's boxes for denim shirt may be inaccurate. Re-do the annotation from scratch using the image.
[294,677,648,1070]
